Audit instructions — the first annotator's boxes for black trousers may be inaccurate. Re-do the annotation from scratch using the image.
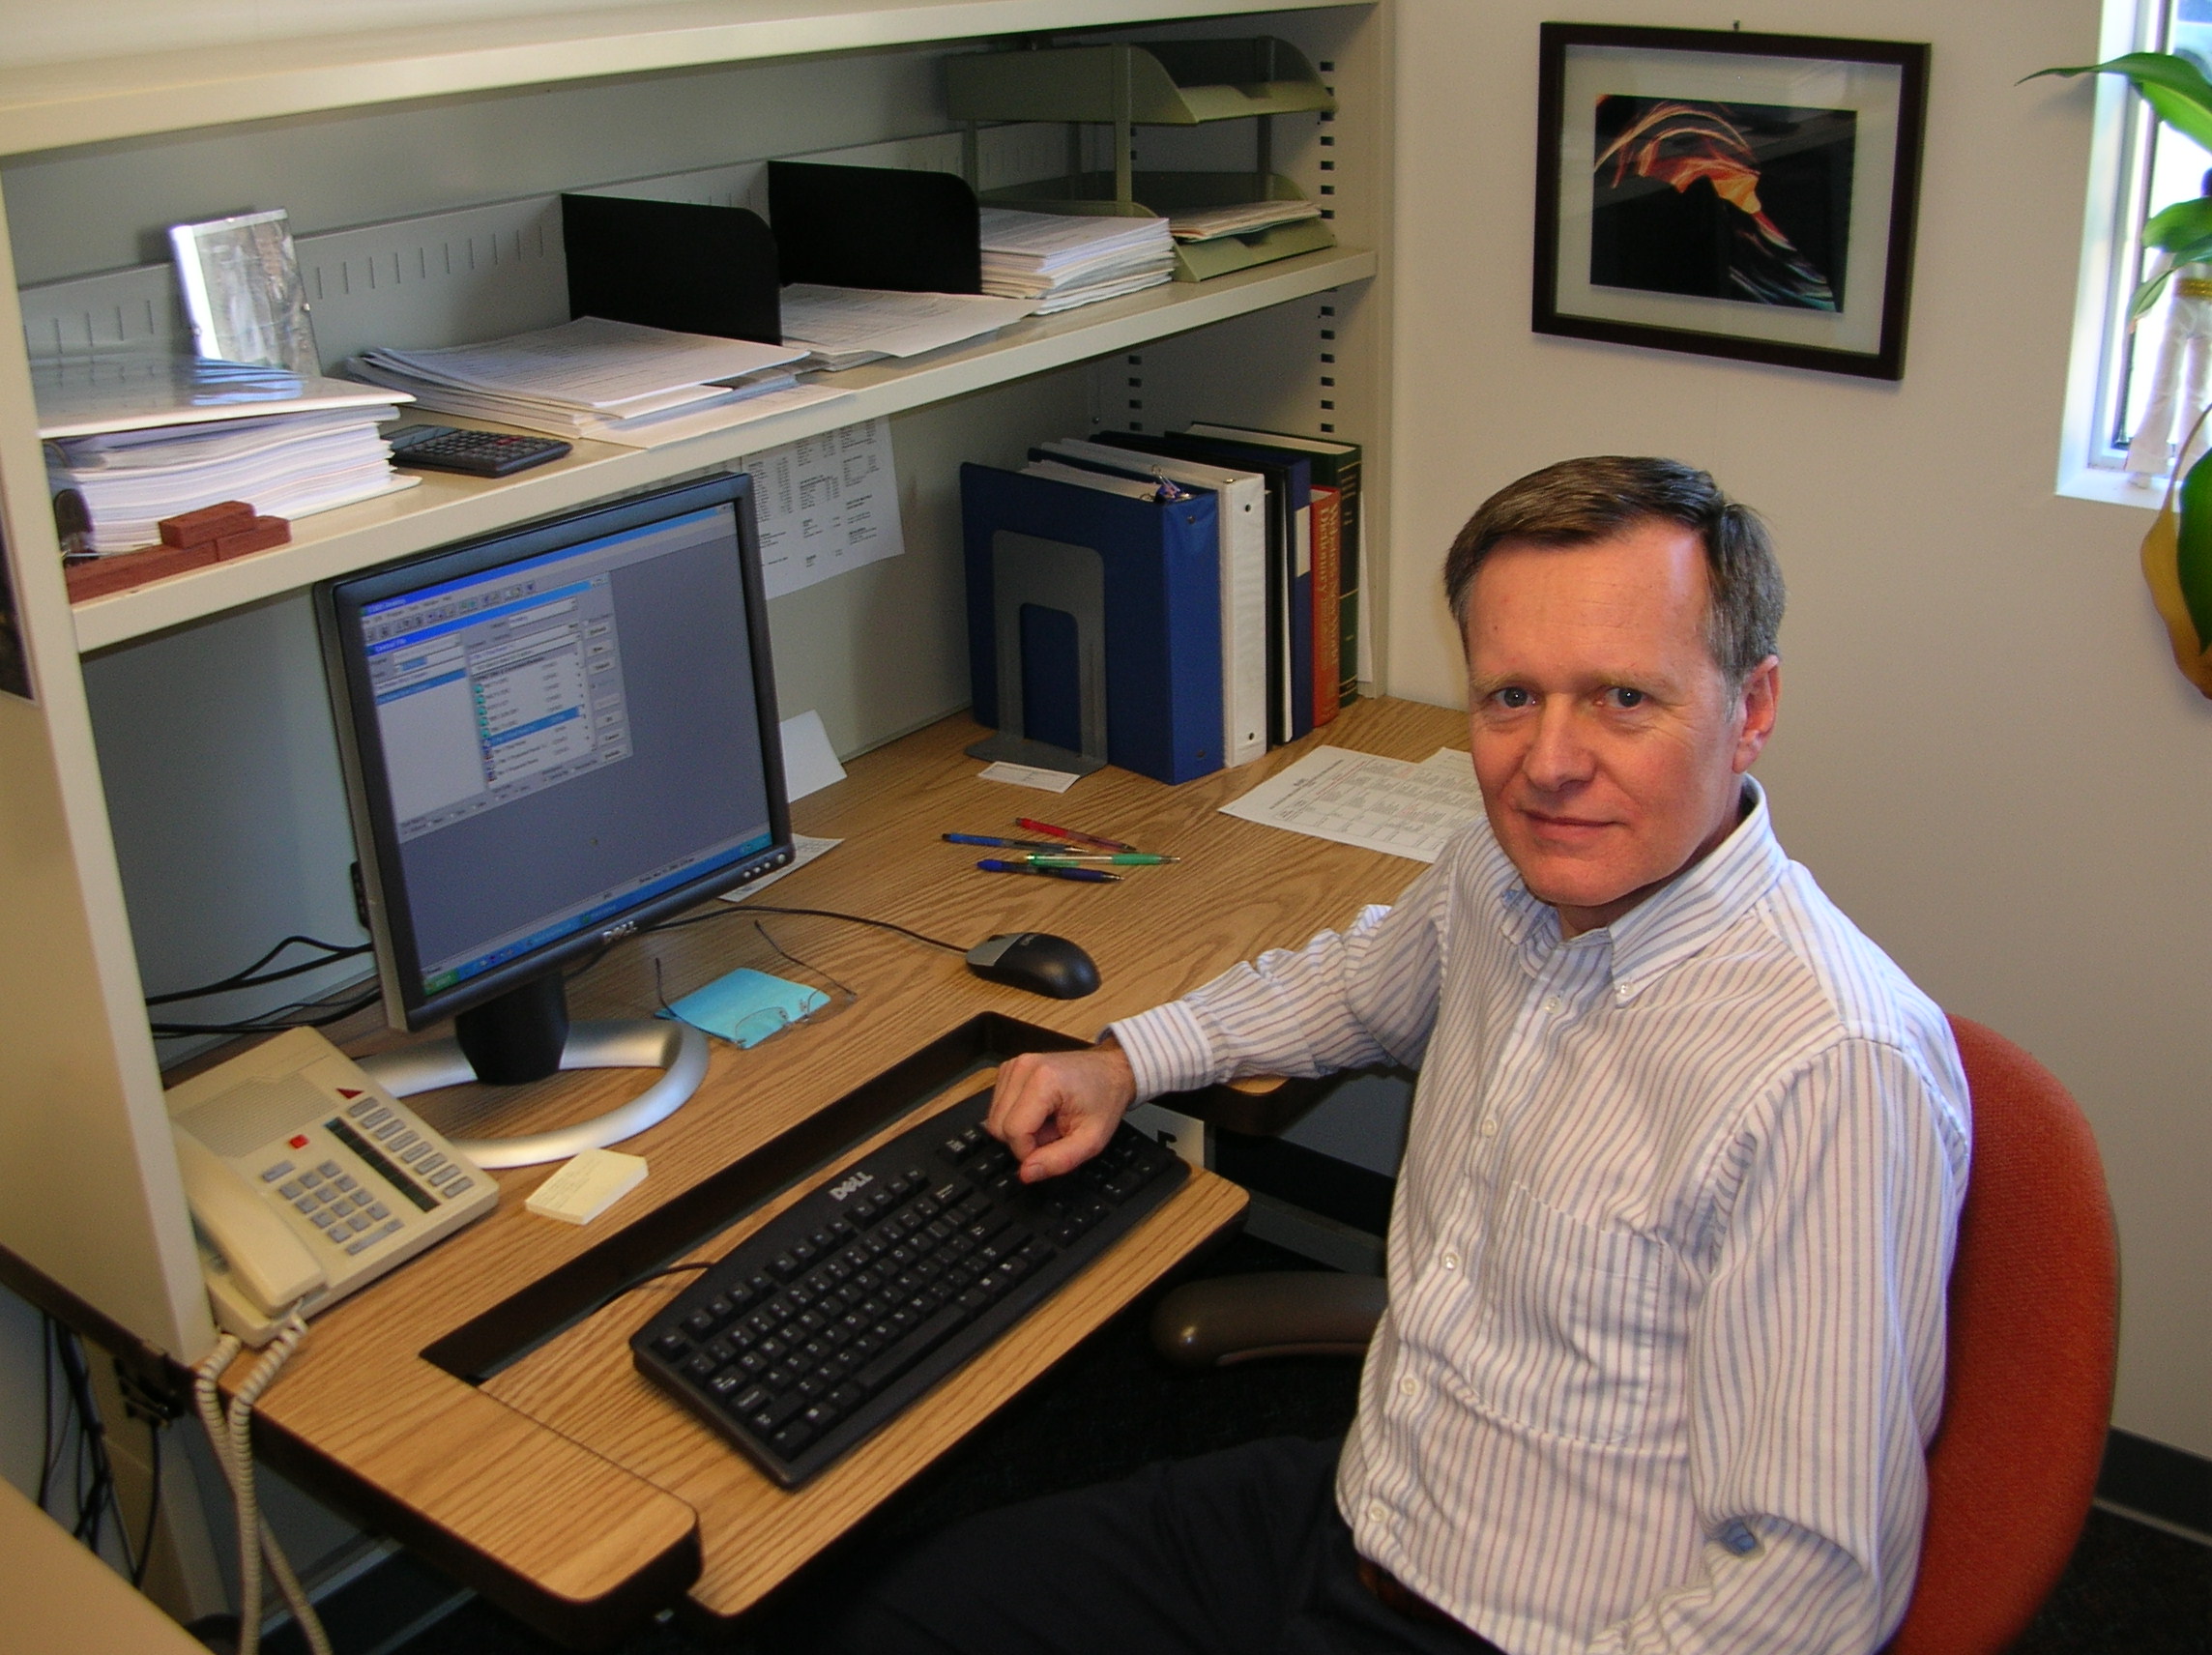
[819,1437,1505,1655]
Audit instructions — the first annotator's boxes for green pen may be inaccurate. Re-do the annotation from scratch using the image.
[1018,854,1179,867]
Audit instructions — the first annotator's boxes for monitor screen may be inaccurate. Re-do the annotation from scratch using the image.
[318,473,791,1032]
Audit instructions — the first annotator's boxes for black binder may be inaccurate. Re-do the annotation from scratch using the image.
[768,160,982,293]
[560,193,782,344]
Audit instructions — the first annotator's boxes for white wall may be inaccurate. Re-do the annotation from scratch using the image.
[1387,0,2210,1457]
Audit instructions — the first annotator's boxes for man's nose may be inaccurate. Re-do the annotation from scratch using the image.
[1522,699,1595,791]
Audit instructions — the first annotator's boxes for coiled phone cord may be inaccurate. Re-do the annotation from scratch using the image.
[192,1320,332,1655]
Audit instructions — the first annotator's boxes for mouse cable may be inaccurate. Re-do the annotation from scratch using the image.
[649,902,967,955]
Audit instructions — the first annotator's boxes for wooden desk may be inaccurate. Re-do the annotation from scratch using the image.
[219,696,1466,1647]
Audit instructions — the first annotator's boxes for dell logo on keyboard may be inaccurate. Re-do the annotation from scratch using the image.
[828,1171,875,1202]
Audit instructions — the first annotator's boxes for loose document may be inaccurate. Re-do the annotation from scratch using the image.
[740,418,904,599]
[777,286,1037,370]
[1222,746,1481,863]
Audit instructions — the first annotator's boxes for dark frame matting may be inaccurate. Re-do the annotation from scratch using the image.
[1532,23,1930,380]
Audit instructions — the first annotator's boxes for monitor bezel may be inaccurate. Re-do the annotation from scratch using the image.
[316,471,792,1034]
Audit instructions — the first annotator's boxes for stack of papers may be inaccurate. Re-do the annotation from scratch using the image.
[347,317,847,448]
[47,408,412,554]
[1169,199,1324,244]
[978,209,1177,313]
[777,285,1038,371]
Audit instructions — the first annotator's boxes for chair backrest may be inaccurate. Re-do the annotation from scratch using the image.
[1880,1015,2119,1655]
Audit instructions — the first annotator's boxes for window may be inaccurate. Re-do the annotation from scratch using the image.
[2060,0,2212,502]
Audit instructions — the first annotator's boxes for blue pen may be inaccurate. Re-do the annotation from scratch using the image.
[944,833,1068,851]
[975,858,1121,884]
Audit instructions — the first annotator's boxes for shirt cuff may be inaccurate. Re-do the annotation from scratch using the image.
[1107,1000,1222,1101]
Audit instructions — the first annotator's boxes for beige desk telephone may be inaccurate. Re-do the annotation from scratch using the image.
[165,1027,498,1344]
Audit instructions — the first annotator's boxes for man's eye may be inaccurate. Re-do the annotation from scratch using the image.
[1495,686,1533,710]
[1606,687,1646,710]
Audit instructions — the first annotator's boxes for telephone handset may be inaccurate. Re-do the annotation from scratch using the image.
[165,1027,498,1345]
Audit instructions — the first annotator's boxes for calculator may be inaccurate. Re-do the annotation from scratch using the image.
[386,424,572,478]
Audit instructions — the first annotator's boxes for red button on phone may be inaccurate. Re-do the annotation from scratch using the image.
[289,1134,309,1148]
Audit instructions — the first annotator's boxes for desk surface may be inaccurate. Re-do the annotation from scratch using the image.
[230,696,1467,1644]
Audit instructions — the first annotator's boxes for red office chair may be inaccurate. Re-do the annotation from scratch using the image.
[1153,1014,2119,1655]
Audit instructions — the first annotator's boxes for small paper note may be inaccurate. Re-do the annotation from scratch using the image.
[657,966,827,1046]
[779,710,847,801]
[526,1148,649,1225]
[977,760,1080,793]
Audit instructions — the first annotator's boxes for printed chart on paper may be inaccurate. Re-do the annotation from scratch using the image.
[1221,746,1481,862]
[741,418,904,599]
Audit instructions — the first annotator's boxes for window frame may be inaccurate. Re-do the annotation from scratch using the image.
[2060,0,2182,506]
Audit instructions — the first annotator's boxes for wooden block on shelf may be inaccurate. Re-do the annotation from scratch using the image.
[214,515,290,559]
[64,544,218,602]
[157,500,254,547]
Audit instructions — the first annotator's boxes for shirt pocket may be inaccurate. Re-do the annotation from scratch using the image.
[1452,1181,1671,1446]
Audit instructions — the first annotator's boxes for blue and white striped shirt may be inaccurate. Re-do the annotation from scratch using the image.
[1112,781,1969,1655]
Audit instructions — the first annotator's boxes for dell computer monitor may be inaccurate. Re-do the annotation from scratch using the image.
[317,472,792,1086]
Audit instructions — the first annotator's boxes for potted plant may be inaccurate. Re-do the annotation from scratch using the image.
[2036,51,2212,695]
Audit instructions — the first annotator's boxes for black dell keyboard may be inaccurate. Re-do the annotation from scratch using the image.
[631,1089,1188,1486]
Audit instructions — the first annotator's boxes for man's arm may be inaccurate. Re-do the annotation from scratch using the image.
[987,855,1456,1180]
[1586,1038,1967,1655]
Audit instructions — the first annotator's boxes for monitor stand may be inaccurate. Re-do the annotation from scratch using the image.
[356,972,710,1169]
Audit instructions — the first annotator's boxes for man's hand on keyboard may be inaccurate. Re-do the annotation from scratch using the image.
[988,1041,1137,1183]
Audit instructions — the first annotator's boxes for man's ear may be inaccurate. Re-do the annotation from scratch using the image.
[1731,656,1781,774]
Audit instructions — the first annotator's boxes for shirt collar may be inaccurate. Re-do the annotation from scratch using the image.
[1481,777,1789,992]
[1601,776,1788,996]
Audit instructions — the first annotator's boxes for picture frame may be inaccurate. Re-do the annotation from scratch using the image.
[168,208,321,376]
[1533,23,1929,380]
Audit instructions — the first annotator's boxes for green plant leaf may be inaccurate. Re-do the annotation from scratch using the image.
[2129,253,2212,321]
[2147,196,2212,247]
[2029,52,2212,152]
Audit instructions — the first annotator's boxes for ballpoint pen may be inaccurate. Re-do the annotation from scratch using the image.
[1014,817,1139,853]
[975,858,1121,883]
[942,833,1070,851]
[1016,854,1179,866]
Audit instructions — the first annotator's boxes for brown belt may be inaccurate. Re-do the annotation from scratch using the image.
[1354,1557,1502,1652]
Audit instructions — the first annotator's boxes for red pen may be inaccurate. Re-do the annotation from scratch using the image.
[1015,817,1137,853]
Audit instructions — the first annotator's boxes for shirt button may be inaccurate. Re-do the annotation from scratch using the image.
[1399,1375,1418,1396]
[1615,982,1632,1002]
[1441,1250,1460,1271]
[1541,995,1563,1014]
[1479,1115,1499,1137]
[1367,1499,1388,1523]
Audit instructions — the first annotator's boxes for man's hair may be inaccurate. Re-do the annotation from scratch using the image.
[1442,456,1785,686]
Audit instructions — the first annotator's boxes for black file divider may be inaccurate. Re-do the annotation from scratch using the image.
[561,193,784,344]
[768,160,983,293]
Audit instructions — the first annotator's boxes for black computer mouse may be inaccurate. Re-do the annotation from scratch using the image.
[964,932,1101,999]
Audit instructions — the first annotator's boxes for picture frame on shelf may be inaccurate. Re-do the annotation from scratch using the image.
[1532,23,1929,380]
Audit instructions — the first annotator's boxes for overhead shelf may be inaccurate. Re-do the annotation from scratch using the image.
[67,243,1374,653]
[0,0,1351,157]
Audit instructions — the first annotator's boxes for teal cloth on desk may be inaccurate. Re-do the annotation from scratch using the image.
[657,967,827,1047]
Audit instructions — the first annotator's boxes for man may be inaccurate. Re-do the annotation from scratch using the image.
[830,457,1969,1655]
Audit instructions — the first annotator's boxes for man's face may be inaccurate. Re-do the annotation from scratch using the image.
[1464,519,1779,938]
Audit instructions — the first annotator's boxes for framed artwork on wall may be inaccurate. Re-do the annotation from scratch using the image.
[1533,23,1930,380]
